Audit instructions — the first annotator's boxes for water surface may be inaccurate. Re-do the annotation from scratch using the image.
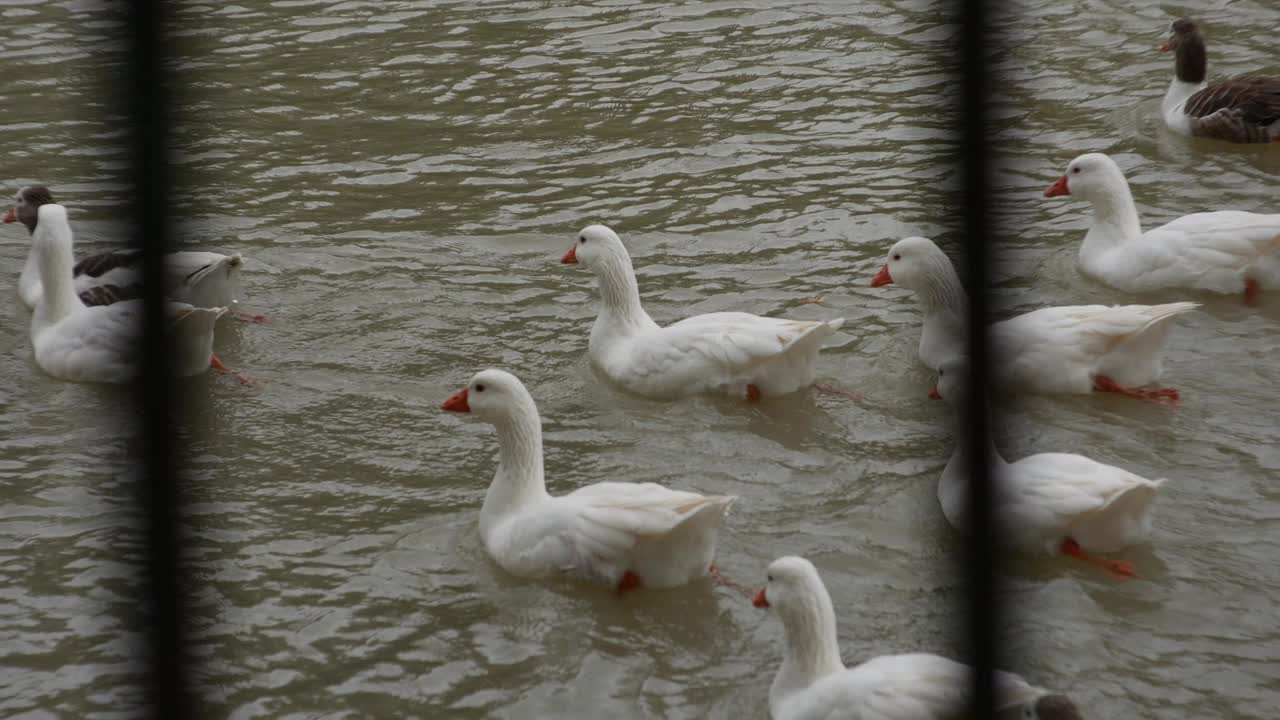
[1,1,1277,718]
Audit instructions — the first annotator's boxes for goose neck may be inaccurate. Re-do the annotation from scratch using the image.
[1080,180,1142,254]
[776,592,845,692]
[593,256,653,330]
[1162,76,1203,117]
[480,402,550,531]
[34,232,83,322]
[19,244,42,305]
[917,257,968,314]
[1174,34,1207,84]
[941,405,1007,525]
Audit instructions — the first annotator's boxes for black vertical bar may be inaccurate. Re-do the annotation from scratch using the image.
[959,0,998,716]
[127,1,189,717]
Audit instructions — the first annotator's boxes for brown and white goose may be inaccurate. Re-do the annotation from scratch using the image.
[5,185,254,316]
[27,204,227,383]
[1159,18,1280,143]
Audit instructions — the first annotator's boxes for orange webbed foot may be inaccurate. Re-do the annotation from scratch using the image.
[210,354,256,385]
[1093,375,1179,404]
[1060,538,1137,580]
[1244,277,1261,306]
[617,570,643,593]
[1102,559,1137,578]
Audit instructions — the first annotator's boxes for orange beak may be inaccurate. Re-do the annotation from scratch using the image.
[1044,175,1070,198]
[870,265,893,287]
[752,588,769,608]
[2,208,15,223]
[561,245,578,264]
[1158,41,1170,52]
[441,388,470,412]
[928,386,942,400]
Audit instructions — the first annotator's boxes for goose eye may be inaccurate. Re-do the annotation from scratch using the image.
[579,236,587,244]
[892,253,901,261]
[1071,167,1080,174]
[475,383,485,393]
[766,574,773,582]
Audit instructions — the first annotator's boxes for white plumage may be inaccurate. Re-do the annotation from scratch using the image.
[563,224,844,400]
[994,302,1196,394]
[933,360,1164,570]
[872,236,1197,395]
[1045,153,1280,303]
[441,369,734,590]
[756,557,1080,720]
[28,204,225,383]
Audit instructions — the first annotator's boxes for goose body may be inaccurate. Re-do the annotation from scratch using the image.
[441,369,734,590]
[1044,153,1280,304]
[7,186,245,310]
[563,224,844,400]
[28,204,225,383]
[755,557,1080,720]
[933,361,1164,572]
[1159,18,1280,144]
[66,249,244,308]
[33,300,226,382]
[993,302,1195,395]
[872,236,1196,397]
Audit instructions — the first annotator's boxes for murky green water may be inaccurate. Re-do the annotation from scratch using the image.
[2,1,1277,718]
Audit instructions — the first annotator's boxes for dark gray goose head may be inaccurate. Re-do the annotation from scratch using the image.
[3,186,56,233]
[1161,18,1206,84]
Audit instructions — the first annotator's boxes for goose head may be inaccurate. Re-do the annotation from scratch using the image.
[442,369,548,515]
[930,356,969,402]
[561,223,631,272]
[4,185,55,233]
[440,369,536,425]
[871,236,952,291]
[753,556,837,631]
[1159,18,1206,84]
[1043,153,1126,201]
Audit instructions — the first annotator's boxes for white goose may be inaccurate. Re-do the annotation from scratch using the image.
[6,185,250,314]
[932,359,1164,577]
[754,556,1081,720]
[562,225,845,400]
[871,236,1197,401]
[1044,153,1280,305]
[441,369,734,590]
[28,204,226,383]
